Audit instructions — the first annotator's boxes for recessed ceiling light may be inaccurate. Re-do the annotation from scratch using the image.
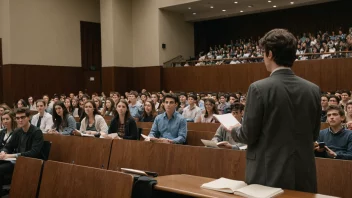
[188,7,191,10]
[210,6,214,8]
[268,0,271,2]
[290,1,294,4]
[273,5,277,7]
[193,12,196,15]
[222,9,226,12]
[240,10,243,12]
[234,2,238,4]
[248,5,253,8]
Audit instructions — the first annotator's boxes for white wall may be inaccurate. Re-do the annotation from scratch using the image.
[1,0,11,64]
[158,10,194,65]
[158,0,200,8]
[100,0,115,67]
[7,0,100,66]
[132,0,159,67]
[112,0,133,66]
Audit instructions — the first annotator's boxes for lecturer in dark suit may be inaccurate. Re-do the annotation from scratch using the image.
[230,29,321,193]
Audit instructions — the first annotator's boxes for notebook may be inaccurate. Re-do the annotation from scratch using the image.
[213,114,240,130]
[201,178,283,198]
[74,131,95,137]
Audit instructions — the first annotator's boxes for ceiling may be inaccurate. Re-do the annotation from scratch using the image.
[161,0,336,22]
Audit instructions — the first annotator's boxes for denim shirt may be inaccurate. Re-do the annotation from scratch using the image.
[129,102,143,118]
[148,111,187,144]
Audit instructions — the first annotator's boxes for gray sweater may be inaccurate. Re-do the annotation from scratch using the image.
[212,125,246,150]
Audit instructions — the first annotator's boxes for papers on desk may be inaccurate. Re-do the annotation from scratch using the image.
[201,139,219,148]
[0,158,16,161]
[201,177,283,198]
[141,134,150,141]
[74,131,95,137]
[213,114,240,130]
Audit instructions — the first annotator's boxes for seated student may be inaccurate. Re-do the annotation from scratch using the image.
[314,105,352,160]
[48,101,76,135]
[93,97,103,113]
[151,93,160,111]
[139,100,157,122]
[28,96,37,111]
[31,100,54,133]
[328,95,340,106]
[340,90,351,110]
[182,94,201,122]
[195,98,219,123]
[73,100,108,137]
[211,103,246,150]
[177,92,188,114]
[16,99,28,109]
[103,100,138,140]
[64,98,73,115]
[101,98,115,116]
[321,95,329,122]
[217,94,229,115]
[345,101,352,123]
[0,110,16,149]
[72,97,80,117]
[148,93,187,144]
[128,91,143,121]
[0,106,7,130]
[0,107,44,192]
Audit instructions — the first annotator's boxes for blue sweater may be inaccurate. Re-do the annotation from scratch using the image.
[317,128,352,160]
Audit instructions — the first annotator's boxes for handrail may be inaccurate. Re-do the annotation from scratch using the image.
[164,55,184,67]
[172,51,352,67]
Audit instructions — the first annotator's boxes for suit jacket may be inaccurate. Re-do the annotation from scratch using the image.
[231,69,321,193]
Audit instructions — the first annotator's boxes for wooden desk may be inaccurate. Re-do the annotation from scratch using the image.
[9,157,43,198]
[154,175,337,198]
[39,160,134,198]
[108,140,246,180]
[186,130,215,146]
[44,134,112,169]
[187,123,220,132]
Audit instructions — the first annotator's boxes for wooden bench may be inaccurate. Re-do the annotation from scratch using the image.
[38,160,134,198]
[44,134,112,169]
[9,157,43,198]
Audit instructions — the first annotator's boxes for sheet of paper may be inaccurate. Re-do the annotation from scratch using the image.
[201,139,219,148]
[239,145,247,150]
[201,177,247,193]
[141,134,150,141]
[1,158,17,161]
[213,113,240,130]
[108,133,118,138]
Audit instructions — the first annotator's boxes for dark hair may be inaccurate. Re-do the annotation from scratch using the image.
[259,29,297,67]
[1,110,17,130]
[162,93,179,105]
[17,99,28,108]
[329,95,340,104]
[230,102,245,112]
[36,99,46,107]
[102,98,115,116]
[142,100,158,119]
[83,100,100,119]
[179,92,187,99]
[204,98,219,118]
[341,90,351,97]
[188,94,197,100]
[115,99,131,123]
[326,105,345,117]
[93,97,103,109]
[15,107,30,117]
[64,98,73,113]
[321,94,329,100]
[52,101,70,130]
[112,92,121,97]
[82,94,90,100]
[129,91,138,98]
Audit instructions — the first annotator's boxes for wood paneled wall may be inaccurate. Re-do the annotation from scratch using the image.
[2,64,84,106]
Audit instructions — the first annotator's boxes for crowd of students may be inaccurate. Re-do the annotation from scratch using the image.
[179,28,352,67]
[0,88,351,195]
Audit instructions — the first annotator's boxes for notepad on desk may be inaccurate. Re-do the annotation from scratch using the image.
[201,177,283,198]
[213,114,240,130]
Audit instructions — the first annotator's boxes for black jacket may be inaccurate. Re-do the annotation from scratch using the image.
[108,116,138,140]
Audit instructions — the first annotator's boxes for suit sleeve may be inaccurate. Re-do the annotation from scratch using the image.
[313,89,322,141]
[231,83,264,145]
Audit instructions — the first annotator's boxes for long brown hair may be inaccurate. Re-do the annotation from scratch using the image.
[115,99,131,123]
[142,100,158,118]
[204,98,219,118]
[1,110,17,131]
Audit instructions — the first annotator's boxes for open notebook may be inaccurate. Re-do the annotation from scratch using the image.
[201,178,283,198]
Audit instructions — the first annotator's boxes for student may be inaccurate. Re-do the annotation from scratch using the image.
[101,98,115,116]
[148,93,187,144]
[31,100,54,133]
[73,101,108,137]
[128,91,143,121]
[0,110,17,149]
[195,98,219,123]
[48,101,76,135]
[321,95,329,122]
[151,93,160,111]
[16,99,28,109]
[0,107,44,192]
[139,101,157,122]
[315,105,352,160]
[0,106,6,130]
[104,100,138,140]
[64,98,73,115]
[27,96,37,111]
[182,94,201,122]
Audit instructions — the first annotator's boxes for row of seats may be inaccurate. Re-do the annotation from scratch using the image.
[10,157,134,198]
[40,133,350,198]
